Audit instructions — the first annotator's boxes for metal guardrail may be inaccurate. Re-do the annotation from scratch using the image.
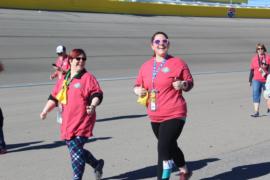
[123,0,270,8]
[1,0,270,19]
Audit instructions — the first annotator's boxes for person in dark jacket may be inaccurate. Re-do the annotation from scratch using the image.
[0,62,7,154]
[0,108,6,154]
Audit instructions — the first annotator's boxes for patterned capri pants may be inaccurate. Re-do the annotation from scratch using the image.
[66,136,98,180]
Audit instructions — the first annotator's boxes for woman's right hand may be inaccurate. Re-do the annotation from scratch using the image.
[40,111,47,120]
[134,86,147,97]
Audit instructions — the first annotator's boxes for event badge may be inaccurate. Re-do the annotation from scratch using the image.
[150,90,157,111]
[56,104,63,124]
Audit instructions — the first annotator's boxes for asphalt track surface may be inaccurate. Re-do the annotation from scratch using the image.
[1,9,270,180]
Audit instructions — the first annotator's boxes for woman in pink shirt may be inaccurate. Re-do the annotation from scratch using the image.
[50,45,70,80]
[40,49,104,180]
[249,43,270,117]
[134,32,193,180]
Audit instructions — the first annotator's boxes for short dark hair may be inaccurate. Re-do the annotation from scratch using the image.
[151,31,169,43]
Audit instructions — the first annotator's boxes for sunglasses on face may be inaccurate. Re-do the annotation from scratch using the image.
[257,47,264,51]
[153,39,169,45]
[75,57,87,61]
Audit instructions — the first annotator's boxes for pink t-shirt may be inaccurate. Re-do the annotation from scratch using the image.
[250,54,270,82]
[135,55,193,123]
[52,69,103,140]
[54,55,70,79]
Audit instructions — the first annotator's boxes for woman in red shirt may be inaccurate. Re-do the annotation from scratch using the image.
[50,45,70,80]
[40,49,104,180]
[249,43,270,117]
[134,32,193,180]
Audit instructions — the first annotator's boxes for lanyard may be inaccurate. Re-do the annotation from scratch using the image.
[64,70,76,86]
[258,55,264,67]
[152,58,167,89]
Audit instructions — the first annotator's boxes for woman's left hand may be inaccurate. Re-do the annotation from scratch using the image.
[86,105,96,114]
[172,80,187,90]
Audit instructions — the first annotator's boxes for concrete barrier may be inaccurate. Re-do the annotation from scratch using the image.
[0,0,270,18]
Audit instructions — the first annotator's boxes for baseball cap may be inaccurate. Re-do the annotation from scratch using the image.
[56,45,66,54]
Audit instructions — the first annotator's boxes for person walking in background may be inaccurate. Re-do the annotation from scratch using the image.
[50,45,70,80]
[0,62,7,154]
[249,43,270,117]
[134,32,193,180]
[0,107,6,154]
[0,62,3,72]
[40,49,104,180]
[50,45,71,124]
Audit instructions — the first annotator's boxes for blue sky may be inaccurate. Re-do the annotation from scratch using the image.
[248,0,270,6]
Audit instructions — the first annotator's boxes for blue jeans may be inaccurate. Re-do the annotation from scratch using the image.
[252,80,266,103]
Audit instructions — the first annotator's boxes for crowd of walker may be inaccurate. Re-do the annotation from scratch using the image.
[1,32,270,180]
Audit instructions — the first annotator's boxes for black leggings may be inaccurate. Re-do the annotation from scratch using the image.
[151,118,186,180]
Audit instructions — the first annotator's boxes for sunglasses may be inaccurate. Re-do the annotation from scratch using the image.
[75,57,87,61]
[257,47,264,50]
[153,39,169,45]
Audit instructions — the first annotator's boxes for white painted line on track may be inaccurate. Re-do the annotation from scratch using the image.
[0,70,247,89]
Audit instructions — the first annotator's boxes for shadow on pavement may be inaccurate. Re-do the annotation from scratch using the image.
[6,136,111,153]
[97,114,147,122]
[102,164,156,180]
[103,158,219,180]
[7,141,43,150]
[201,162,270,180]
[188,158,220,172]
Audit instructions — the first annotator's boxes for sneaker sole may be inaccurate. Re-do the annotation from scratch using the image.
[95,159,104,180]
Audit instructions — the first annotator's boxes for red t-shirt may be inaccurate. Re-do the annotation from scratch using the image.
[51,69,103,140]
[250,54,270,82]
[135,55,193,122]
[55,56,70,79]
